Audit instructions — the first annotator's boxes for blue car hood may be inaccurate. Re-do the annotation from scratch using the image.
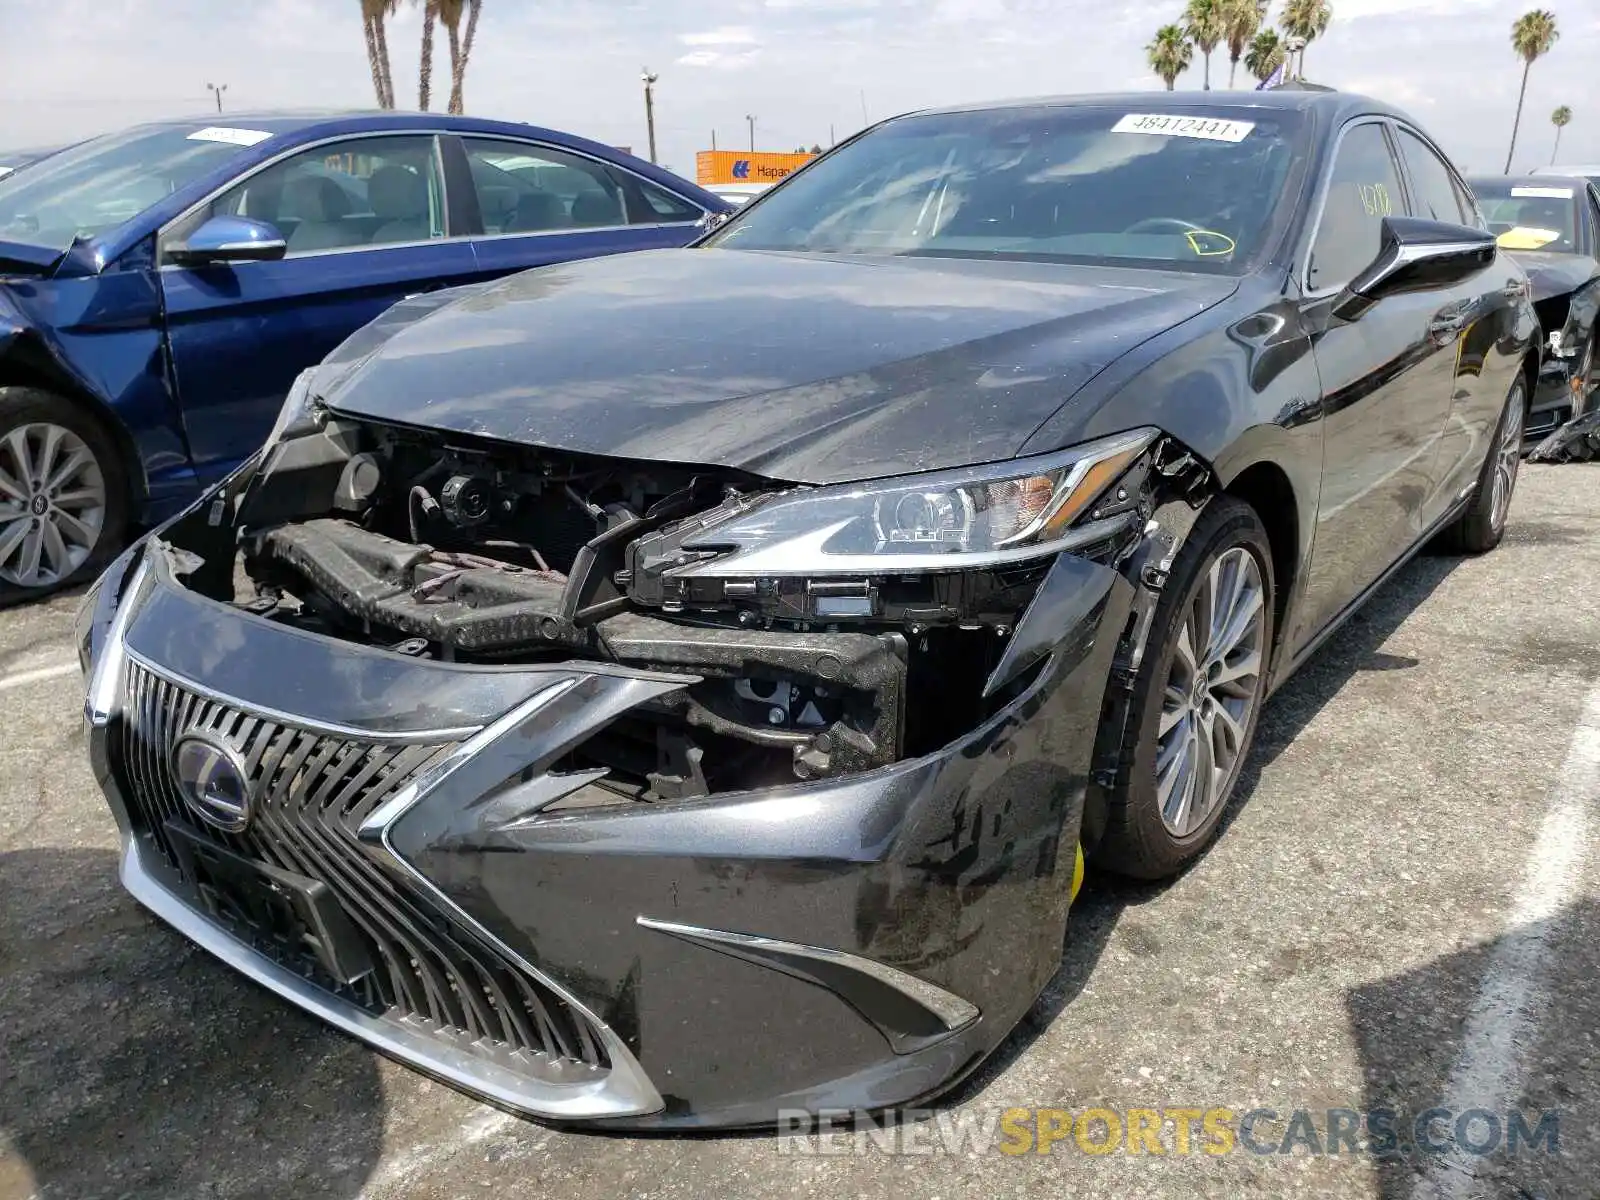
[0,238,64,277]
[314,247,1239,485]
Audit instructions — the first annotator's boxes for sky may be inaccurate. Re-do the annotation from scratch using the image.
[1,0,1597,178]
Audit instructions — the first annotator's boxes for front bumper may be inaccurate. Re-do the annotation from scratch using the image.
[83,542,1130,1129]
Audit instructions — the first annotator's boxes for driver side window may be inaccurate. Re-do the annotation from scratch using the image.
[162,135,444,261]
[1307,123,1406,292]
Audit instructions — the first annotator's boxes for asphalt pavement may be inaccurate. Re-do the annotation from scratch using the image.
[2,464,1598,1200]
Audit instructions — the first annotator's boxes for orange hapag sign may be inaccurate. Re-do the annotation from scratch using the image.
[696,150,816,186]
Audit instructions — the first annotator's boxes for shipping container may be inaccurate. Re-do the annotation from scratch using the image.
[696,150,816,186]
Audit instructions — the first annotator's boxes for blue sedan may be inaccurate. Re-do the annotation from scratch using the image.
[0,111,728,599]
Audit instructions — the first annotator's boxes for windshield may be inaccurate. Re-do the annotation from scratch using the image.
[1472,181,1580,252]
[0,125,268,252]
[707,105,1307,273]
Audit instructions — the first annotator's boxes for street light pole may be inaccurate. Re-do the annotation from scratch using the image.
[745,114,756,152]
[641,69,659,164]
[1283,36,1306,80]
[206,82,228,113]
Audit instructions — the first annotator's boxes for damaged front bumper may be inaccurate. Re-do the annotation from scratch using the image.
[81,535,1133,1128]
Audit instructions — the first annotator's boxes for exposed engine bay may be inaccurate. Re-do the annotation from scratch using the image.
[159,405,1196,805]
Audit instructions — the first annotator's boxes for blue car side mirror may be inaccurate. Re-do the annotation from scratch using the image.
[169,215,288,267]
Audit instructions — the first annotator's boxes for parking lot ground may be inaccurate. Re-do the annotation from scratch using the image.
[2,464,1599,1200]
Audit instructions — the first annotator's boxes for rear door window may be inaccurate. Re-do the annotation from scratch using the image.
[462,138,628,233]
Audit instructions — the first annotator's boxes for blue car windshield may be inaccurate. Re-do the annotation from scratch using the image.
[0,125,262,252]
[707,105,1307,273]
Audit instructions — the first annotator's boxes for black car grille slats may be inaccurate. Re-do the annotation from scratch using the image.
[116,659,607,1071]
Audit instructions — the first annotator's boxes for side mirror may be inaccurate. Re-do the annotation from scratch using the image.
[1332,216,1496,321]
[168,215,287,267]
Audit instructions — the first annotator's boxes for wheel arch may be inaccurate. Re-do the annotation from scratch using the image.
[0,340,148,515]
[1218,458,1300,660]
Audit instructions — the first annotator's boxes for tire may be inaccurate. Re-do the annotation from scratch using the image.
[0,387,129,603]
[1096,496,1276,880]
[1438,373,1527,554]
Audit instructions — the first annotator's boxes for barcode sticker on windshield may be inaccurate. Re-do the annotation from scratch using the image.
[186,126,272,147]
[1111,114,1255,142]
[1511,185,1574,199]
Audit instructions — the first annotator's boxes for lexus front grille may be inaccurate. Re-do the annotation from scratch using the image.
[115,656,609,1073]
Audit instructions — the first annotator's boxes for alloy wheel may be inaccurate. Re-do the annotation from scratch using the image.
[0,422,107,588]
[1489,392,1523,532]
[1155,546,1266,838]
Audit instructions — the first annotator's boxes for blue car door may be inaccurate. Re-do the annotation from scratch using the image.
[157,133,478,482]
[449,135,709,280]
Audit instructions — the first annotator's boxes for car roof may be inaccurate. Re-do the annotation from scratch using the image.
[910,88,1410,124]
[115,109,615,143]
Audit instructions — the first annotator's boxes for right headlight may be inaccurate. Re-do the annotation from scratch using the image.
[674,428,1158,577]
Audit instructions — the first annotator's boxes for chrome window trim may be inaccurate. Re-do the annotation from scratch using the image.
[455,131,709,225]
[156,128,457,266]
[1298,115,1403,299]
[468,218,703,243]
[158,232,464,270]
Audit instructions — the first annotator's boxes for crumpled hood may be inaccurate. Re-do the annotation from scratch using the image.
[1507,249,1598,303]
[317,247,1239,484]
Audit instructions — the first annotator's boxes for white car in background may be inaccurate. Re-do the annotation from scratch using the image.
[704,182,771,208]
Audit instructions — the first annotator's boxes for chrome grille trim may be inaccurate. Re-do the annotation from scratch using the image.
[106,655,660,1114]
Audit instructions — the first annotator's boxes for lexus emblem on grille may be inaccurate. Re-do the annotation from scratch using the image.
[172,732,252,834]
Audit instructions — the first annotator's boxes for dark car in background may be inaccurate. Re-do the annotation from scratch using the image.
[80,90,1535,1129]
[0,112,726,600]
[0,143,70,180]
[1470,174,1600,450]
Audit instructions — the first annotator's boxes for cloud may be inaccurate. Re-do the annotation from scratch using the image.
[676,48,763,69]
[678,25,759,46]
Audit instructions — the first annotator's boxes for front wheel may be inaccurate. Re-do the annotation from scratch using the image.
[0,387,128,603]
[1096,496,1276,880]
[1438,374,1526,554]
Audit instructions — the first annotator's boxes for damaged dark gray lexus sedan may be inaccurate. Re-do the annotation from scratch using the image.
[79,91,1537,1129]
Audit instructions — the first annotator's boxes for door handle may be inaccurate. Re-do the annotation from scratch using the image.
[1428,315,1465,340]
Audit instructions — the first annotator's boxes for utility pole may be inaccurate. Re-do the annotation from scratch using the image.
[206,82,228,113]
[711,128,717,151]
[641,69,659,164]
[746,114,756,152]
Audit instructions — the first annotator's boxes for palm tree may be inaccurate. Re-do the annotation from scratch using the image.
[360,0,400,108]
[1504,10,1560,172]
[1184,0,1226,90]
[1550,105,1572,163]
[1223,0,1269,89]
[438,0,484,114]
[1280,0,1332,79]
[1245,27,1285,83]
[418,0,438,110]
[1148,24,1194,91]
